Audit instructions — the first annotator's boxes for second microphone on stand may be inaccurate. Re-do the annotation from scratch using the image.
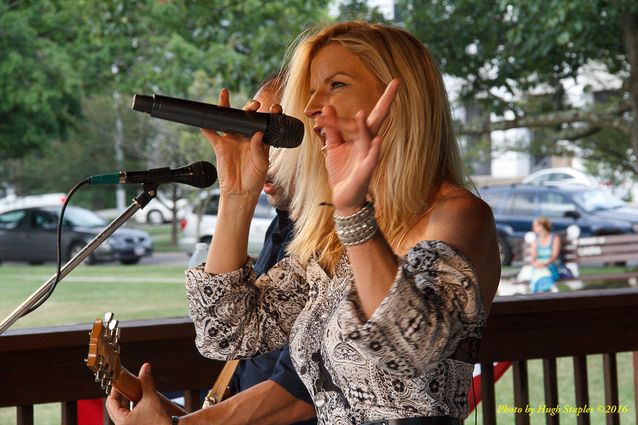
[88,161,217,189]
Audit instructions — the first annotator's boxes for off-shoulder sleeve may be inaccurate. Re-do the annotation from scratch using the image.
[184,257,309,360]
[340,240,485,377]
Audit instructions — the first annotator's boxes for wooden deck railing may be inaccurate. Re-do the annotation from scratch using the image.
[1,288,637,425]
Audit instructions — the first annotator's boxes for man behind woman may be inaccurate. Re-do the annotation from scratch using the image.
[107,21,500,425]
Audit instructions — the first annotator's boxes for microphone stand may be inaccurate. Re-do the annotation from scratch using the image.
[0,184,159,335]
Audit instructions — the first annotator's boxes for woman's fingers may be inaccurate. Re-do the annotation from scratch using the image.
[354,110,374,155]
[269,104,283,115]
[203,89,263,148]
[218,87,230,107]
[244,99,261,112]
[367,78,400,135]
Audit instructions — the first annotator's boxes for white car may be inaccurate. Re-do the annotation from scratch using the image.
[0,192,66,213]
[133,192,188,225]
[521,167,600,187]
[522,167,637,200]
[178,189,276,256]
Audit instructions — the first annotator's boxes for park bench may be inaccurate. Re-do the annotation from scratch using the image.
[512,228,638,286]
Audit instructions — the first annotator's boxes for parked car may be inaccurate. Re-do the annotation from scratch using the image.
[0,192,67,214]
[178,190,276,256]
[0,205,153,265]
[522,167,635,201]
[481,184,638,265]
[133,191,188,225]
[521,167,601,188]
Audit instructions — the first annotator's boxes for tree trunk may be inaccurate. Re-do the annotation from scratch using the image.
[170,184,179,247]
[113,92,126,212]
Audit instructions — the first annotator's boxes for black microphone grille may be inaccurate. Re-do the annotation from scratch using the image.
[132,94,153,114]
[188,161,217,188]
[263,114,304,148]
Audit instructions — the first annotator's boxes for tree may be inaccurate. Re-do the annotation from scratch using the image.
[79,0,332,96]
[1,0,331,159]
[398,0,638,177]
[0,0,82,159]
[337,0,390,23]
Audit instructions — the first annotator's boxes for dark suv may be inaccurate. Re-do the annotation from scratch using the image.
[480,184,638,265]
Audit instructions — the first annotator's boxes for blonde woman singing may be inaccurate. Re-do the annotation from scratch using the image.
[107,21,501,425]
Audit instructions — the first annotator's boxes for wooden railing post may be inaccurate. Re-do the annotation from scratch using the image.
[573,355,590,425]
[62,400,78,425]
[480,362,497,425]
[542,357,559,425]
[513,361,530,425]
[633,352,638,425]
[602,353,619,425]
[183,389,201,413]
[17,405,34,425]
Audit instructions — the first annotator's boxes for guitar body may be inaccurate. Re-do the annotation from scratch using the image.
[85,313,187,417]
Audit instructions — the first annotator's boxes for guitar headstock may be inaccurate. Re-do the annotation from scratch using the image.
[85,312,121,395]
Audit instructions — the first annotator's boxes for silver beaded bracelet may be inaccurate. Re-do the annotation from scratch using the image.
[334,202,379,246]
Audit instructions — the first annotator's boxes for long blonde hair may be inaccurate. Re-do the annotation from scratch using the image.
[276,21,466,273]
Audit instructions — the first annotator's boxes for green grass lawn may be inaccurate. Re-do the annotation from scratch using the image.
[0,263,189,329]
[130,223,182,253]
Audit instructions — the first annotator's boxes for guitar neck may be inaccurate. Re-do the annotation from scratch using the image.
[114,367,188,417]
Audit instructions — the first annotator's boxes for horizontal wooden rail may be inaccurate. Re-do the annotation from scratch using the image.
[478,288,638,361]
[0,317,224,408]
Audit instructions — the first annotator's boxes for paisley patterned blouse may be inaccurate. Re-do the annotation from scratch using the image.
[185,240,486,424]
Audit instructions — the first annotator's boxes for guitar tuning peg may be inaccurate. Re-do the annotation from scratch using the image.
[104,312,114,324]
[114,327,121,344]
[108,319,119,332]
[105,383,112,395]
[102,373,114,392]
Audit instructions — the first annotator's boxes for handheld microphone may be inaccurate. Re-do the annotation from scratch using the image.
[132,94,303,148]
[88,161,217,189]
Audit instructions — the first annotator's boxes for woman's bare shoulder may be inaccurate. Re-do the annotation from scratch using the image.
[429,185,494,231]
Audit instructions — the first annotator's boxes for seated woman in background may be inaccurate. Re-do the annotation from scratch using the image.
[529,216,562,293]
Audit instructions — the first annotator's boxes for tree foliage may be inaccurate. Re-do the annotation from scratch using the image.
[79,0,332,96]
[0,1,82,158]
[337,0,390,23]
[2,0,331,211]
[398,0,638,177]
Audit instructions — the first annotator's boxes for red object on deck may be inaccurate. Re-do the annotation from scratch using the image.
[78,399,104,425]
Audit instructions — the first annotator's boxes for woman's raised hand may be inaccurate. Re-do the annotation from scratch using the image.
[316,79,400,214]
[201,88,271,197]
